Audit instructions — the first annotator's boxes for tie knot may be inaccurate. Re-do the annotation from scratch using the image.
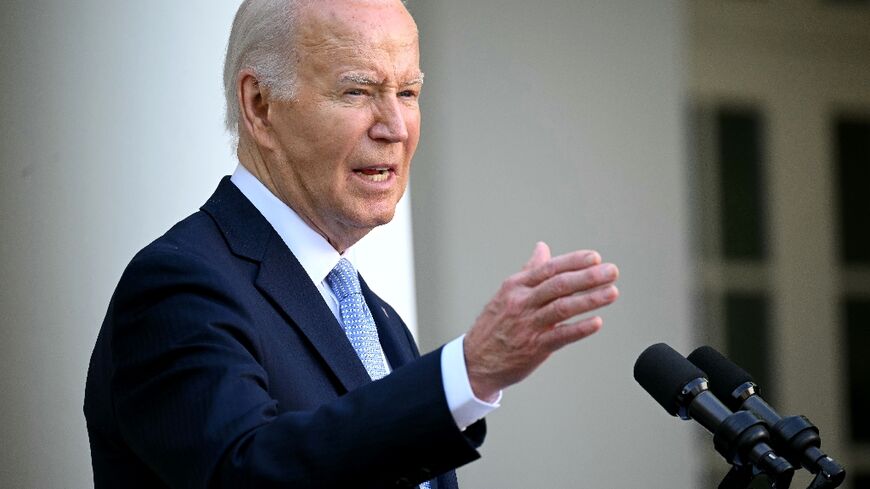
[326,258,361,299]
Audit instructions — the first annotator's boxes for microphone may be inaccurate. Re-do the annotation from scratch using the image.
[688,346,846,488]
[634,343,794,487]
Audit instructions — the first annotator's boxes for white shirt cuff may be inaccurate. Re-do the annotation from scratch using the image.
[440,334,501,430]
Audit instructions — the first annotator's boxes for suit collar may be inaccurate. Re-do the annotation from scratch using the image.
[229,164,346,288]
[200,177,417,392]
[201,176,272,262]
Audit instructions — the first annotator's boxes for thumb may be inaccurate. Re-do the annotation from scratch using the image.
[523,241,551,271]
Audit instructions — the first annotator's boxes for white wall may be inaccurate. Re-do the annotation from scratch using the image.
[0,3,239,487]
[408,1,699,487]
[0,2,416,487]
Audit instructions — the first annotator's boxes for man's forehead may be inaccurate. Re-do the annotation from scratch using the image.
[293,0,420,81]
[295,0,418,43]
[300,0,410,13]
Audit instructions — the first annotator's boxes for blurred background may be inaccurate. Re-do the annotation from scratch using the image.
[0,0,867,487]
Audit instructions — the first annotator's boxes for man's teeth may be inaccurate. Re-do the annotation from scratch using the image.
[355,169,390,182]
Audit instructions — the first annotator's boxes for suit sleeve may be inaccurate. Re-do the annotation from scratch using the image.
[108,247,485,489]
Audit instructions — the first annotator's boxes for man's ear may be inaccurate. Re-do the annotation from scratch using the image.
[238,69,278,149]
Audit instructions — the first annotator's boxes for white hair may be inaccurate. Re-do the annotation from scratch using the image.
[223,0,306,136]
[223,0,411,137]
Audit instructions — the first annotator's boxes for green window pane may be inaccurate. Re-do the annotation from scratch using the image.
[845,298,870,443]
[835,117,870,264]
[717,109,767,260]
[725,292,773,402]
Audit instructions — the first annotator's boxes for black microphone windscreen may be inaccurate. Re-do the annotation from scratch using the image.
[687,346,754,410]
[634,343,708,416]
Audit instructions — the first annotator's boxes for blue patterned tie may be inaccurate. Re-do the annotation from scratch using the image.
[326,258,389,380]
[326,258,432,489]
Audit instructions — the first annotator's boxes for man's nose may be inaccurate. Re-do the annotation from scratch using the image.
[369,96,409,143]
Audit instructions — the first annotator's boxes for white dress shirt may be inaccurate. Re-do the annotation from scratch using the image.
[230,164,499,430]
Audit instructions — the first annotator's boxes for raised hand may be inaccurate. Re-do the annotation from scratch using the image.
[463,242,620,401]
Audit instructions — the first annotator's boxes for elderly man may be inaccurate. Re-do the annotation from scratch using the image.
[84,0,619,488]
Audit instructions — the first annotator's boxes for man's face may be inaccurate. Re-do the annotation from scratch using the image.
[264,0,421,249]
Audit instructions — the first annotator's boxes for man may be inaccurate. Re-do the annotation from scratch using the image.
[84,0,620,488]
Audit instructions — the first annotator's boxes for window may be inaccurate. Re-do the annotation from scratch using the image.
[725,292,773,401]
[845,298,870,442]
[834,117,870,264]
[717,109,767,260]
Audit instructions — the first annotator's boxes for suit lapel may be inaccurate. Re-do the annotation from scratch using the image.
[202,177,371,393]
[255,235,372,392]
[360,276,418,369]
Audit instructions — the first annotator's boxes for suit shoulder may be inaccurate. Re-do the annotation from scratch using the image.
[115,211,241,299]
[137,210,225,262]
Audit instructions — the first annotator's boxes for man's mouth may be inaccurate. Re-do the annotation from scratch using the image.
[353,167,393,183]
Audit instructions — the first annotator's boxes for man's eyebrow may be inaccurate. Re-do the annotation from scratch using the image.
[339,73,380,85]
[338,72,425,86]
[403,73,425,86]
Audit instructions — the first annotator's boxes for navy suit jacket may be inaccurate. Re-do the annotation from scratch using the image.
[84,178,485,488]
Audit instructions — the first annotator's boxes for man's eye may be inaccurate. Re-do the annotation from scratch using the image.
[345,88,368,96]
[398,90,418,99]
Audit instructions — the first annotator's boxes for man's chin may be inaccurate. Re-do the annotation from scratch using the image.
[335,198,402,239]
[360,210,396,229]
[355,199,400,227]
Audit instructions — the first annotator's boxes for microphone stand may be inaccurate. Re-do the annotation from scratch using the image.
[722,409,845,489]
[718,460,844,489]
[713,411,846,489]
[772,415,846,489]
[708,410,794,489]
[719,463,785,489]
[807,472,845,489]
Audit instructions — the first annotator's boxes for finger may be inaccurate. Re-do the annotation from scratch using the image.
[532,284,619,327]
[519,249,602,287]
[522,241,551,272]
[528,263,619,307]
[539,316,603,352]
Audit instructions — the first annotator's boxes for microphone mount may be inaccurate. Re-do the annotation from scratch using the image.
[633,343,796,489]
[688,346,847,489]
[712,410,794,489]
[727,381,845,488]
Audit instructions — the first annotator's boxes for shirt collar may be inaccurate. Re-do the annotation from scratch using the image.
[230,163,355,285]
